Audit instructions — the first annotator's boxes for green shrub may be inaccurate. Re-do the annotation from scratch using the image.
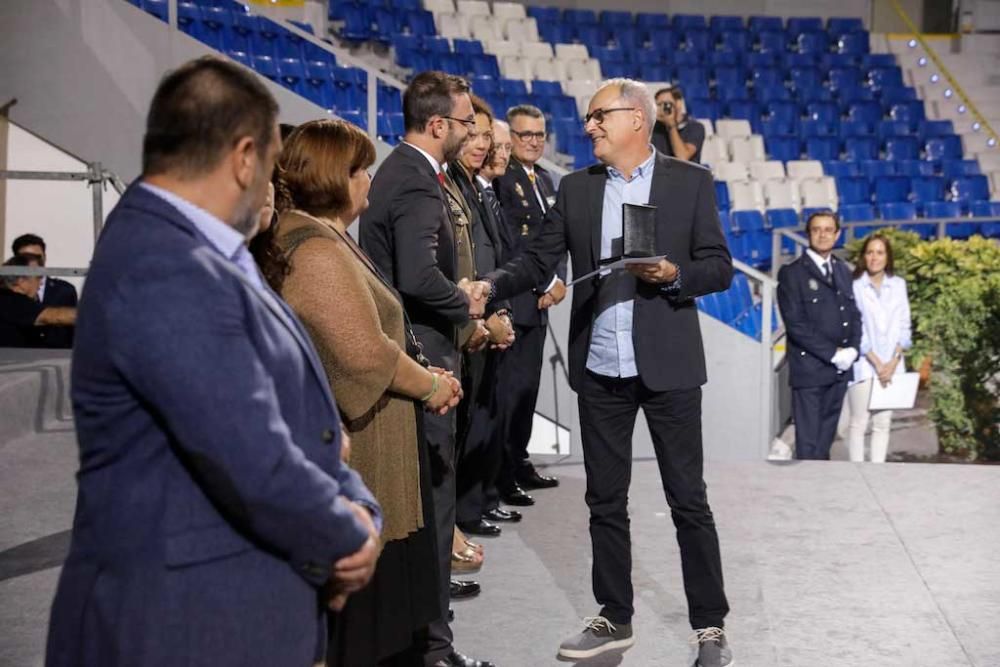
[848,232,1000,460]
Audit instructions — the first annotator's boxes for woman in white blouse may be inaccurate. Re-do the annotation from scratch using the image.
[847,235,912,462]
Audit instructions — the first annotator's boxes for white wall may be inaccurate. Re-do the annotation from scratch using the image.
[3,121,119,284]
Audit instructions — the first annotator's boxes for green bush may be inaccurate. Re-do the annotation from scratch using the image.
[847,231,1000,460]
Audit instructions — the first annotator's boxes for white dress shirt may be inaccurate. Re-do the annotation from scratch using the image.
[851,272,912,383]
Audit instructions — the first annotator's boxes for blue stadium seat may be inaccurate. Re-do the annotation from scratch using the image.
[672,14,708,31]
[527,6,561,22]
[822,160,860,177]
[600,10,633,27]
[862,53,897,67]
[806,136,840,160]
[828,67,862,92]
[889,101,926,128]
[452,38,484,55]
[836,32,870,55]
[718,84,750,102]
[767,208,799,228]
[950,175,991,211]
[919,119,955,139]
[756,30,788,53]
[867,66,904,90]
[226,50,252,68]
[404,10,436,37]
[840,203,875,223]
[828,17,865,33]
[839,119,874,138]
[564,8,598,25]
[796,32,830,54]
[787,17,824,36]
[925,136,963,161]
[765,101,800,126]
[877,119,912,140]
[911,175,947,210]
[470,54,500,79]
[378,85,402,113]
[678,66,711,88]
[636,12,670,33]
[846,101,882,125]
[537,22,573,44]
[732,210,766,233]
[766,135,802,161]
[836,176,872,204]
[277,57,306,94]
[573,25,605,49]
[672,51,704,66]
[569,134,595,168]
[251,54,279,80]
[687,98,721,121]
[746,52,778,68]
[755,85,791,103]
[844,136,879,161]
[433,53,465,76]
[531,80,562,98]
[710,15,744,32]
[681,82,711,98]
[715,181,731,211]
[593,45,626,64]
[806,101,840,124]
[636,48,668,65]
[339,109,367,130]
[612,26,643,51]
[547,95,578,121]
[916,202,960,239]
[745,230,773,269]
[748,16,783,33]
[751,67,784,89]
[719,29,752,53]
[713,66,746,88]
[821,53,861,68]
[801,119,838,138]
[860,159,895,180]
[838,87,877,108]
[339,4,372,42]
[639,64,673,81]
[725,101,762,129]
[941,159,981,177]
[682,28,713,52]
[878,86,918,109]
[884,136,920,161]
[303,77,334,109]
[878,201,917,221]
[896,159,935,177]
[874,175,911,203]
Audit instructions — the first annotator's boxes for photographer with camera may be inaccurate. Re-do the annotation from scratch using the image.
[651,85,705,164]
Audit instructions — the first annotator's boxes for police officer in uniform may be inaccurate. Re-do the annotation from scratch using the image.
[777,211,862,460]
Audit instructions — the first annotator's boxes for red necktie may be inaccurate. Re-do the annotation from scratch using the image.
[437,172,445,185]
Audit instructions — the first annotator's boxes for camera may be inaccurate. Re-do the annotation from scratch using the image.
[661,101,674,114]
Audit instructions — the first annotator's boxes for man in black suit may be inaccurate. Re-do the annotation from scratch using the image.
[482,78,735,667]
[493,104,564,505]
[450,98,519,539]
[358,70,493,667]
[12,233,78,348]
[777,211,862,460]
[0,254,76,347]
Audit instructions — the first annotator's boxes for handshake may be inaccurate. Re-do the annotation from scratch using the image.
[830,347,858,372]
[458,278,492,319]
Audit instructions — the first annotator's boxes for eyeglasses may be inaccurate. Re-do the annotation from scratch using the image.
[511,130,547,142]
[493,142,513,153]
[583,107,636,125]
[443,116,476,129]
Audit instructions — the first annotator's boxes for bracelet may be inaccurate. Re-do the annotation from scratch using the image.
[420,373,439,403]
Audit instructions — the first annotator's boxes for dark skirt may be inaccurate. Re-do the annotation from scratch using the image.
[327,411,440,667]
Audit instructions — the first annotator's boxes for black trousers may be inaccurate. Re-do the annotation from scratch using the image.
[792,381,848,460]
[494,323,546,494]
[455,350,503,524]
[423,348,460,665]
[577,371,729,629]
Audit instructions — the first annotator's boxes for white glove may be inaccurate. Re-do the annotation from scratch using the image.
[830,347,858,372]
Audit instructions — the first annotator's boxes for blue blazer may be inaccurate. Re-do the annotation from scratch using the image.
[777,253,862,388]
[47,184,381,667]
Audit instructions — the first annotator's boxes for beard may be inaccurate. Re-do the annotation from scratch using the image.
[442,129,467,164]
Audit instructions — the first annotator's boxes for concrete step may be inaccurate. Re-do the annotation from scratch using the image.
[0,351,73,447]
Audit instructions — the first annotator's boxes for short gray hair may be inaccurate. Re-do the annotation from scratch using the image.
[506,104,544,123]
[599,78,655,138]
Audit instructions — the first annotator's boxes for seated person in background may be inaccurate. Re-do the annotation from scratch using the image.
[0,255,76,348]
[651,85,705,164]
[13,233,79,348]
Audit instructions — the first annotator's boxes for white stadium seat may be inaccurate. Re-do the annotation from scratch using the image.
[483,39,520,58]
[492,1,526,21]
[423,0,455,14]
[521,41,554,60]
[470,15,503,42]
[728,179,766,212]
[700,135,729,166]
[729,135,766,163]
[749,160,785,181]
[715,119,752,140]
[567,59,601,81]
[435,13,470,39]
[456,0,490,16]
[555,43,590,62]
[763,178,801,211]
[714,161,749,182]
[786,160,824,181]
[698,119,714,137]
[504,17,539,42]
[499,55,532,81]
[800,176,839,210]
[530,57,567,82]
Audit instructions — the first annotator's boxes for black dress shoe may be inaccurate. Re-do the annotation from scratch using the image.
[449,579,481,599]
[501,485,535,506]
[483,507,522,523]
[516,465,560,489]
[436,650,496,667]
[456,518,501,537]
[447,608,454,622]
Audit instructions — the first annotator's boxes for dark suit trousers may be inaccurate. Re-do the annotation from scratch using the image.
[456,351,503,523]
[495,323,546,492]
[578,371,729,629]
[792,381,848,460]
[423,348,460,664]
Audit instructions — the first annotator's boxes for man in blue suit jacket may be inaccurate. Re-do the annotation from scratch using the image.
[777,211,862,460]
[46,57,382,667]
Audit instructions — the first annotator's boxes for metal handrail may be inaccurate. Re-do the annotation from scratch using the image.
[0,267,88,278]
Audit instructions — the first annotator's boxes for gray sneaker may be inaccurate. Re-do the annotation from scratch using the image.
[557,616,635,660]
[688,627,734,667]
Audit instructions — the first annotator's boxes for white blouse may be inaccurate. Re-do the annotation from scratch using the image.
[852,273,913,383]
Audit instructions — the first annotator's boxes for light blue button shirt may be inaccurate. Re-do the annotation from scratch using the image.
[140,182,265,292]
[585,150,656,378]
